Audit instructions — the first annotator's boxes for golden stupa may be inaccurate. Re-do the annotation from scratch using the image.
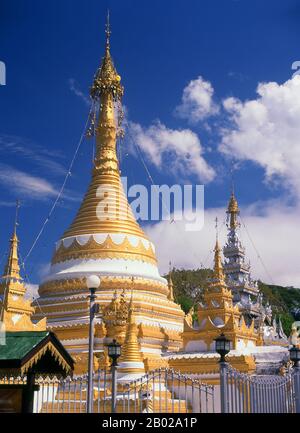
[33,20,184,372]
[0,208,46,332]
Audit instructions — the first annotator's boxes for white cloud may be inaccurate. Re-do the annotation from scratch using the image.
[129,121,215,183]
[0,164,58,199]
[0,201,17,207]
[175,76,219,123]
[220,75,300,197]
[145,200,300,288]
[69,78,90,106]
[24,283,39,300]
[0,134,67,176]
[36,262,51,280]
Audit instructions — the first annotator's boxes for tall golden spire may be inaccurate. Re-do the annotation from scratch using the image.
[227,189,240,230]
[213,239,225,282]
[0,204,46,330]
[60,16,150,242]
[3,201,22,282]
[90,11,123,173]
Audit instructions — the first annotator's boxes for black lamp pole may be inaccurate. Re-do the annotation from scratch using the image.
[107,339,121,413]
[86,275,101,414]
[290,345,300,369]
[215,333,231,414]
[289,345,300,413]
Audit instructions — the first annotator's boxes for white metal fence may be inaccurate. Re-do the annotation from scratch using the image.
[221,364,298,413]
[0,368,211,413]
[1,366,300,413]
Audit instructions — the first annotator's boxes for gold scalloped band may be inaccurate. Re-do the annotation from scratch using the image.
[52,234,157,265]
[38,276,168,297]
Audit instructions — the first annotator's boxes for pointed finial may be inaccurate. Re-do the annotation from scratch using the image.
[168,261,174,301]
[213,223,225,282]
[90,11,123,102]
[230,161,235,195]
[227,179,240,230]
[2,204,22,281]
[215,216,219,241]
[129,290,133,308]
[105,10,111,51]
[13,200,20,236]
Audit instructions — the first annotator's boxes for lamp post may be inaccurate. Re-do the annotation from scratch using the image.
[290,345,300,369]
[107,339,121,413]
[215,333,231,413]
[86,274,101,414]
[289,345,300,413]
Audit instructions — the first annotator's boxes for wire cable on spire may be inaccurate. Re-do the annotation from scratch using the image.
[22,104,94,266]
[14,200,20,232]
[230,160,235,195]
[239,215,275,285]
[122,117,209,268]
[105,9,111,43]
[215,216,219,241]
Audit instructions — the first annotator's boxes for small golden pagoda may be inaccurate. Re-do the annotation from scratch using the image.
[182,238,257,352]
[0,210,46,332]
[168,236,258,378]
[118,296,145,375]
[33,18,184,372]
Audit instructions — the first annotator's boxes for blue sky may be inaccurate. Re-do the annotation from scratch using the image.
[1,0,300,290]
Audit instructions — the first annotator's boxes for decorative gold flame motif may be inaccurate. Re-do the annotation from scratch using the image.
[102,289,129,339]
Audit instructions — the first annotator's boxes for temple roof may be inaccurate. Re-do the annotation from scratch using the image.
[0,331,74,375]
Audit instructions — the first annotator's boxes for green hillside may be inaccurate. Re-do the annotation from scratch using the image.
[167,268,300,336]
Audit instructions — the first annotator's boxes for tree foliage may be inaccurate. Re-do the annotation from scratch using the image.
[166,268,299,335]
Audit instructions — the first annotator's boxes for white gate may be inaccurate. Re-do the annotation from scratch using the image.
[221,365,297,413]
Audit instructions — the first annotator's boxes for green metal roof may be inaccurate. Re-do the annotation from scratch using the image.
[0,331,74,375]
[0,331,50,361]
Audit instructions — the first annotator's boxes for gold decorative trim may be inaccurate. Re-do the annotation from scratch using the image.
[38,276,169,297]
[21,341,72,375]
[52,237,157,265]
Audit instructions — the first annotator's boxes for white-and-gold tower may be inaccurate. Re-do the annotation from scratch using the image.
[33,19,184,372]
